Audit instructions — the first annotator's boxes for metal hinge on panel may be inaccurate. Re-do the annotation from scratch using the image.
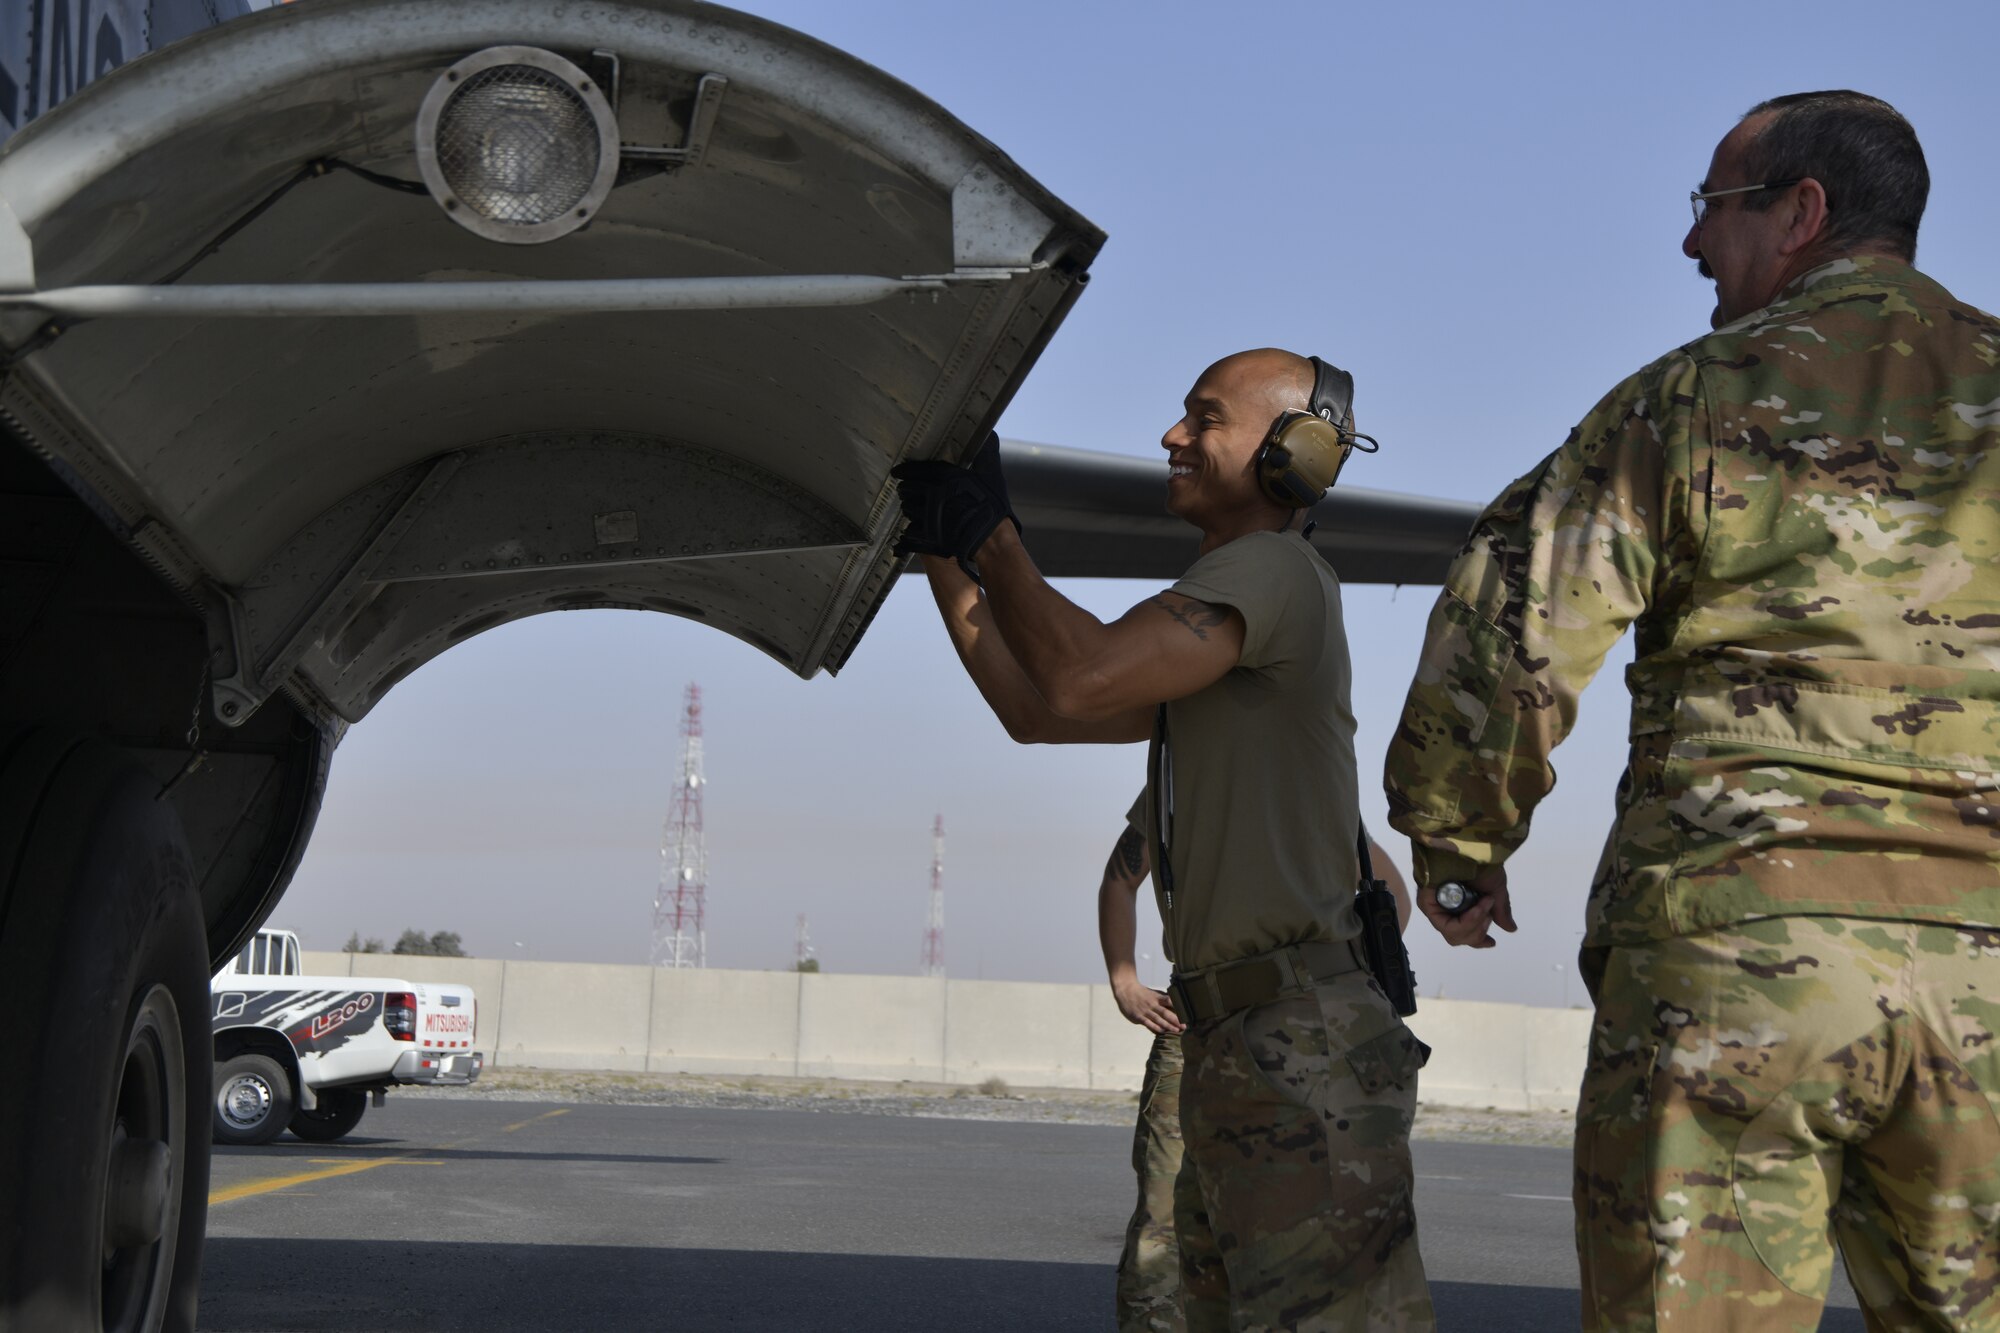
[951,165,1056,270]
[619,73,728,167]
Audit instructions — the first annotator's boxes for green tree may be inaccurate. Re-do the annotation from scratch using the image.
[343,932,385,954]
[793,958,821,973]
[391,928,470,957]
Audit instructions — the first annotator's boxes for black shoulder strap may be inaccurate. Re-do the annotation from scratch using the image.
[1152,703,1176,910]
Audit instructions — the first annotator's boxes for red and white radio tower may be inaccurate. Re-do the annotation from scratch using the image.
[920,814,945,977]
[652,683,707,969]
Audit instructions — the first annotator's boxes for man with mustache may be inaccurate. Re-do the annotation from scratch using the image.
[1385,91,2000,1330]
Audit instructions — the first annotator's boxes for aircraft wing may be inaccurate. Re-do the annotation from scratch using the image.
[1002,441,1481,585]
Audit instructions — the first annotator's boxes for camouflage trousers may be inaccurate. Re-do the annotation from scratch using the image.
[1119,1030,1187,1333]
[1175,970,1435,1332]
[1576,915,2000,1332]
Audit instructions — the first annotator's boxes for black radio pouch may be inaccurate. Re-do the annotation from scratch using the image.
[1355,828,1418,1017]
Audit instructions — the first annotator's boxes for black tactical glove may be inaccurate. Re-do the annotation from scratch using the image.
[890,432,1019,574]
[964,431,1015,527]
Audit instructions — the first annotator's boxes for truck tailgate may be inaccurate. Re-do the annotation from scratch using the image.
[408,984,482,1085]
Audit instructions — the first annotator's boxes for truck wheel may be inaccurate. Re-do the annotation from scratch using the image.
[288,1089,367,1143]
[212,1053,294,1146]
[0,731,211,1333]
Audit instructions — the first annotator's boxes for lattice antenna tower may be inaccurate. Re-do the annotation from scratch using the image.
[652,682,708,968]
[920,814,945,977]
[795,913,815,969]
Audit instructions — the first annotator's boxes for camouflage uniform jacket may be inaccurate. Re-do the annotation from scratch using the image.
[1385,257,2000,946]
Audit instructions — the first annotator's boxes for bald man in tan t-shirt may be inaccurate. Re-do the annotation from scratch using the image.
[898,349,1434,1331]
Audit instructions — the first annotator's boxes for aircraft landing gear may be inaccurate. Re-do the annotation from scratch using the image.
[0,731,211,1333]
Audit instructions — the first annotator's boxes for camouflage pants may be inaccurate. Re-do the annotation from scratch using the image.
[1576,915,2000,1332]
[1119,1030,1187,1333]
[1175,971,1435,1332]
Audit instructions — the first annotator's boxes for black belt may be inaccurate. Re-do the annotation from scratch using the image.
[1169,939,1363,1026]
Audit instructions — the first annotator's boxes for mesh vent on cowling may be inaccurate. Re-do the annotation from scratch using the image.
[435,66,601,225]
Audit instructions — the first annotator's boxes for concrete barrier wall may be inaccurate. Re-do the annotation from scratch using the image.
[497,960,653,1071]
[798,974,947,1082]
[1406,1000,1593,1112]
[651,967,800,1077]
[298,952,1589,1109]
[945,979,1093,1089]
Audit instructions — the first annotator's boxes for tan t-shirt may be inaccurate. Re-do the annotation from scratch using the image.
[1127,529,1362,971]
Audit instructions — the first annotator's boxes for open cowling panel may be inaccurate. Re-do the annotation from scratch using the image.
[0,0,1104,731]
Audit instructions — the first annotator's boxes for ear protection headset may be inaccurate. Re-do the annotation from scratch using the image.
[1255,356,1379,508]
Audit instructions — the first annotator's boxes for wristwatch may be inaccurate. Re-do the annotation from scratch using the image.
[1434,881,1481,916]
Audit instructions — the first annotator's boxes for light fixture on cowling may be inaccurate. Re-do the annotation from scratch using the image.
[414,46,620,245]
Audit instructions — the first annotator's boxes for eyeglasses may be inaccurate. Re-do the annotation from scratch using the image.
[1689,178,1803,227]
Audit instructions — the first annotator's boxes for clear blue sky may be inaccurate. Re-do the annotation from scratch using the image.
[280,0,2000,1006]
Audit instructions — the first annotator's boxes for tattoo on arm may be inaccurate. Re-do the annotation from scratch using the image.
[1149,596,1230,641]
[1114,827,1145,879]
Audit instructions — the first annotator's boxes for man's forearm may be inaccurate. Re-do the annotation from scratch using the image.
[1096,826,1148,983]
[1098,873,1142,986]
[976,524,1125,714]
[921,555,1055,741]
[921,555,1145,745]
[1386,361,1686,886]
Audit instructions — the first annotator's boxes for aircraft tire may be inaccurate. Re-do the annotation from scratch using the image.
[288,1088,367,1143]
[0,729,211,1333]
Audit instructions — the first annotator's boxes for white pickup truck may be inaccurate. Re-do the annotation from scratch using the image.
[209,929,483,1144]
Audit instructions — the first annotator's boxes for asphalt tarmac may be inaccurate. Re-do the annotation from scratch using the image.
[199,1098,1866,1331]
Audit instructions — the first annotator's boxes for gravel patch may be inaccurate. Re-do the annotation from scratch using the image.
[403,1067,1575,1146]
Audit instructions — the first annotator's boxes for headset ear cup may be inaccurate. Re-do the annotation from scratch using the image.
[1260,414,1348,509]
[1257,418,1301,506]
[1259,443,1292,502]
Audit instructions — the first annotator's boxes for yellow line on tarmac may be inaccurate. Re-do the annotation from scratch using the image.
[501,1108,570,1133]
[212,1107,572,1206]
[210,1156,414,1205]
